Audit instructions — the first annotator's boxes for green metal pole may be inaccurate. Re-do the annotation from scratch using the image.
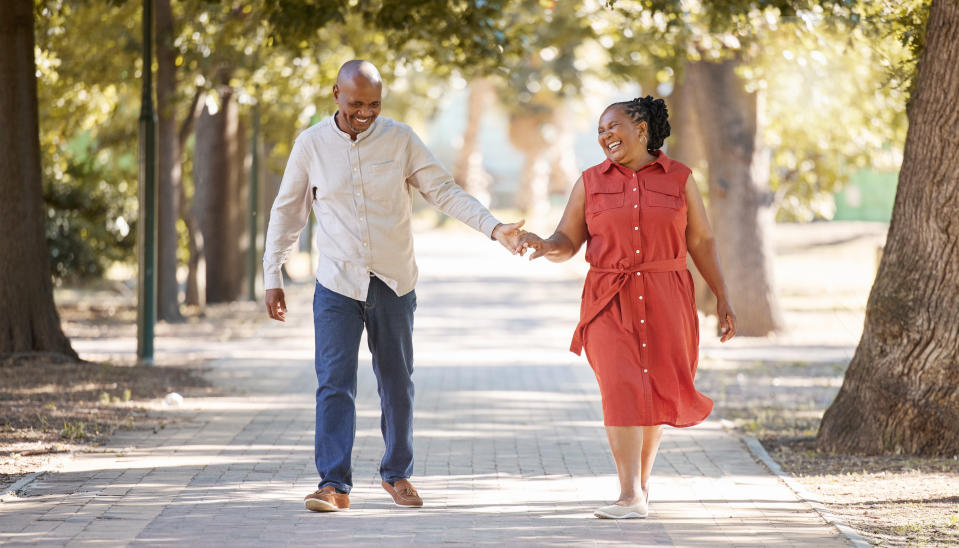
[137,0,157,365]
[248,96,259,301]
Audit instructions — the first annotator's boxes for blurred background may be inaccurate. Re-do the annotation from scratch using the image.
[35,0,909,336]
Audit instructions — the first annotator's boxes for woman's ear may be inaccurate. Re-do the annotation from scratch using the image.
[636,120,648,139]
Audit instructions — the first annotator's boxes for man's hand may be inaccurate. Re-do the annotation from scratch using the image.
[266,288,287,322]
[492,220,525,254]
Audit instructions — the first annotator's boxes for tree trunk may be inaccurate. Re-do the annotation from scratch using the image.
[509,110,551,217]
[0,0,77,359]
[154,0,183,322]
[194,84,244,303]
[669,68,716,319]
[687,59,783,336]
[453,78,494,207]
[817,0,959,456]
[179,91,204,308]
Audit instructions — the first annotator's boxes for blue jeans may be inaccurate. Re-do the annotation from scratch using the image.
[312,277,416,493]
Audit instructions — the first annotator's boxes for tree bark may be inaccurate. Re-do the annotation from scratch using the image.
[687,58,783,336]
[155,0,183,322]
[817,0,959,456]
[0,0,77,358]
[193,84,245,303]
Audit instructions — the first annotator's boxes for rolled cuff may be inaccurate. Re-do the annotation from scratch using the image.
[480,215,502,240]
[263,264,284,291]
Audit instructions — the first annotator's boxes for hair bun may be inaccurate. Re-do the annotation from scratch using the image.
[625,95,671,152]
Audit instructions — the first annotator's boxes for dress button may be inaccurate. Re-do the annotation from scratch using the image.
[642,343,647,348]
[640,319,645,323]
[635,250,640,254]
[634,226,638,230]
[643,369,648,373]
[639,296,644,300]
[634,205,638,209]
[636,272,641,276]
[633,187,637,191]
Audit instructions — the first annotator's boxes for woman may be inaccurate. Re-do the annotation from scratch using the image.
[519,95,737,519]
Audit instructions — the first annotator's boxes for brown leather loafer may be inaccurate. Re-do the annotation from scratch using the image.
[304,485,350,512]
[381,479,423,507]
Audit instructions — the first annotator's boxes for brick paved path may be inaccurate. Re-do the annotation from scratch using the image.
[1,231,848,546]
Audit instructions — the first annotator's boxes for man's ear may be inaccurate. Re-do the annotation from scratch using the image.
[332,84,340,101]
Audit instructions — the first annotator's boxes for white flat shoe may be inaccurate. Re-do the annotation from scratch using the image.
[593,501,649,519]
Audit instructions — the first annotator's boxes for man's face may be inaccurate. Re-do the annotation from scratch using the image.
[333,77,382,136]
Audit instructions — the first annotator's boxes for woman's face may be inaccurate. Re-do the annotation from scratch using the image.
[597,106,646,166]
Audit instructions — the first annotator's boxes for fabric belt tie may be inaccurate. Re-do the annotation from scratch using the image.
[570,256,687,355]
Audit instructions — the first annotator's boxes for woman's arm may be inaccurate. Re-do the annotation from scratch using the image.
[684,174,737,342]
[520,177,589,262]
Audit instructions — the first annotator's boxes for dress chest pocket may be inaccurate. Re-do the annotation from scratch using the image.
[586,179,625,214]
[642,176,683,209]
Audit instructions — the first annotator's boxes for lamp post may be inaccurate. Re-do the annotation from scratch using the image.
[137,0,157,365]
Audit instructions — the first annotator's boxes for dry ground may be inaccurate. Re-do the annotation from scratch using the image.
[0,291,265,492]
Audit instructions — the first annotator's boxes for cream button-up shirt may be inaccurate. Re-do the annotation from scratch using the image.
[263,115,501,301]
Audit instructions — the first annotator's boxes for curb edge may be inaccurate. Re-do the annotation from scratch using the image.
[738,432,873,548]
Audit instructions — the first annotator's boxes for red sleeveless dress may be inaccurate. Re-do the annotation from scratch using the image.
[572,151,713,427]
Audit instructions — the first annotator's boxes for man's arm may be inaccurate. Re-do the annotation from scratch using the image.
[263,138,313,321]
[404,129,523,253]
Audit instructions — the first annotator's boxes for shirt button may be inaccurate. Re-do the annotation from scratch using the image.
[634,226,639,230]
[640,319,645,324]
[355,191,361,195]
[639,296,644,300]
[636,272,641,276]
[634,205,638,209]
[362,242,368,247]
[633,187,637,191]
[360,216,365,221]
[643,368,648,373]
[353,167,358,172]
[635,250,640,254]
[642,343,647,348]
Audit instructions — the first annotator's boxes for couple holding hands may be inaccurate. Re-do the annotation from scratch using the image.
[263,60,736,519]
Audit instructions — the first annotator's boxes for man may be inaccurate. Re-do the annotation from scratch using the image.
[263,60,524,513]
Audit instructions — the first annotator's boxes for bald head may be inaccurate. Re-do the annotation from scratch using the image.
[336,60,382,88]
[333,60,383,139]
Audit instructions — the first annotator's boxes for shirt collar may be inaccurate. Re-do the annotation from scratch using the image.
[600,150,674,174]
[329,112,378,143]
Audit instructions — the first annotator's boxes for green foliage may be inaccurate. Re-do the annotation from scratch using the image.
[36,0,140,282]
[31,0,930,281]
[750,22,909,220]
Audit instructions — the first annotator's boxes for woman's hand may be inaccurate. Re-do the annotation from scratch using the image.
[519,231,553,260]
[717,297,737,342]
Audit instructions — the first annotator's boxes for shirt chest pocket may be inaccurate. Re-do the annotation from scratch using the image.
[642,176,683,209]
[586,179,625,214]
[364,160,403,201]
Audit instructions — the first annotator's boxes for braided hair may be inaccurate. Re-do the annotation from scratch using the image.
[608,95,670,153]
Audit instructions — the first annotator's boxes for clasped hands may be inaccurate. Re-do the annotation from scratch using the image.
[491,221,553,260]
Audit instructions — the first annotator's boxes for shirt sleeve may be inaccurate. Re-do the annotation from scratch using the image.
[403,128,501,238]
[262,137,313,290]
